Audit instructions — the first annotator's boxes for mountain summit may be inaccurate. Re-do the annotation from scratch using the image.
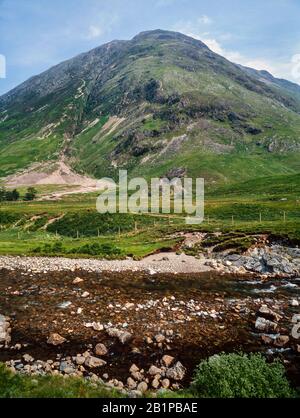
[1,29,300,184]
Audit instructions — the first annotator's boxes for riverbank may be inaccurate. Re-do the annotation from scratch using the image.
[0,264,299,395]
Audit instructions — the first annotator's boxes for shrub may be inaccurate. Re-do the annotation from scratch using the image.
[191,353,295,398]
[70,243,122,257]
[32,241,64,254]
[0,211,23,226]
[24,187,37,201]
[47,212,136,237]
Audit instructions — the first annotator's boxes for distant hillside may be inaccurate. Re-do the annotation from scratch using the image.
[1,29,300,185]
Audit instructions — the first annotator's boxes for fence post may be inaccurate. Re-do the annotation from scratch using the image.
[283,211,286,223]
[259,212,262,223]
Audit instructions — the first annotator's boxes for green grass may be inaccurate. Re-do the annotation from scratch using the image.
[1,167,300,257]
[0,364,125,398]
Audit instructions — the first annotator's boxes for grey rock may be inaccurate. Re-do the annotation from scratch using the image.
[85,356,107,369]
[166,361,186,381]
[255,317,278,332]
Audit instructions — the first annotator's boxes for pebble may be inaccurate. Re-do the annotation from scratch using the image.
[47,333,66,346]
[166,362,186,381]
[161,355,175,367]
[94,343,108,356]
[137,382,148,393]
[85,356,107,369]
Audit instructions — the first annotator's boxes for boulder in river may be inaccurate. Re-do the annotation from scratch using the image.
[85,356,107,369]
[47,333,66,346]
[258,305,282,322]
[94,343,108,356]
[0,315,11,346]
[107,328,132,344]
[166,361,186,381]
[255,317,278,333]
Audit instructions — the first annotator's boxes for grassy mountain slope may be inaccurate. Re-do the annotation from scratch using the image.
[1,30,300,185]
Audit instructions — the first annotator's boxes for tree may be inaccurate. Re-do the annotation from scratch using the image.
[0,187,6,202]
[24,187,37,201]
[5,189,20,201]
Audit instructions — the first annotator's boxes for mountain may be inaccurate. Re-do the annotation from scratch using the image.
[1,29,300,185]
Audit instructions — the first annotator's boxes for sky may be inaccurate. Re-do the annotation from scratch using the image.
[1,0,300,95]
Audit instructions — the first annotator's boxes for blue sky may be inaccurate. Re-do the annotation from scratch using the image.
[1,0,300,95]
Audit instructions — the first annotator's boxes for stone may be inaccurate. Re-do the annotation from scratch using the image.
[127,377,137,389]
[128,390,142,398]
[75,356,86,366]
[154,334,165,343]
[148,365,162,376]
[47,333,66,346]
[119,331,132,344]
[73,277,84,284]
[255,317,278,333]
[58,301,72,309]
[124,303,135,309]
[161,378,170,389]
[166,362,186,381]
[85,322,104,331]
[64,366,76,375]
[131,371,144,382]
[60,361,75,374]
[0,315,11,346]
[152,378,160,389]
[137,382,148,393]
[81,291,90,298]
[274,336,290,347]
[23,354,34,363]
[145,337,153,345]
[291,299,299,307]
[161,355,175,368]
[258,305,282,322]
[261,335,273,345]
[107,328,132,344]
[130,364,139,374]
[85,356,107,369]
[95,343,108,356]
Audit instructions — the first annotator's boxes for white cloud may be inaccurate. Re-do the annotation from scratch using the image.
[85,25,103,40]
[201,37,297,83]
[173,20,299,84]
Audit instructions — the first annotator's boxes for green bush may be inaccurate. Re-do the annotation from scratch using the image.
[70,242,123,257]
[47,212,136,237]
[0,211,23,226]
[32,241,64,254]
[191,353,295,398]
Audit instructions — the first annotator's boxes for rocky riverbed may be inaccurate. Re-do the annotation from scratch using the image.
[0,258,299,395]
